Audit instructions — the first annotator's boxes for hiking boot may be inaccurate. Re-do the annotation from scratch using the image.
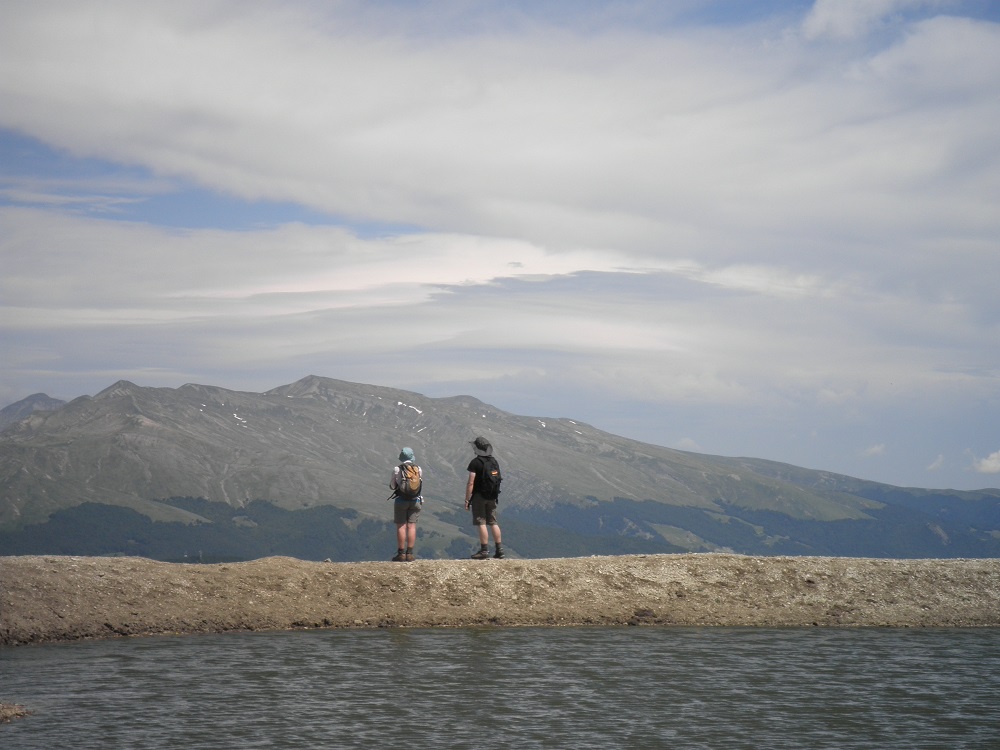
[493,548,505,559]
[405,549,415,562]
[470,548,490,560]
[391,550,406,562]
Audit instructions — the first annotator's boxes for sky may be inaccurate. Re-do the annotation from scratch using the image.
[1,0,999,491]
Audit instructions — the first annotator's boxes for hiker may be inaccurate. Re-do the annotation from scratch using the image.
[465,436,504,559]
[389,446,422,562]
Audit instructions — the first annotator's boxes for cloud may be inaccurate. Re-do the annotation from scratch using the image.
[802,0,951,40]
[0,187,142,213]
[0,206,639,315]
[864,444,887,457]
[926,454,945,471]
[973,451,1000,474]
[1,1,996,263]
[673,438,705,452]
[2,197,996,416]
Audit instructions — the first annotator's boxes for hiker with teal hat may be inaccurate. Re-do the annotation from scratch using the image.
[389,446,423,561]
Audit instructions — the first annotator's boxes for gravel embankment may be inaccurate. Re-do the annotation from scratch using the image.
[3,553,999,649]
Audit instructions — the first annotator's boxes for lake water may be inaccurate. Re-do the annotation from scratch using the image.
[2,627,999,749]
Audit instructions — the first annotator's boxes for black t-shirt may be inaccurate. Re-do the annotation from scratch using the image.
[467,455,491,497]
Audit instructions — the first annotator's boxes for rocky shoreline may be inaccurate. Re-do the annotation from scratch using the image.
[4,553,999,722]
[3,553,1000,650]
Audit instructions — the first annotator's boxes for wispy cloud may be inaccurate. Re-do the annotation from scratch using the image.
[803,0,952,40]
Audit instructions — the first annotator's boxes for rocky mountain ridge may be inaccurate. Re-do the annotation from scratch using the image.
[2,375,999,560]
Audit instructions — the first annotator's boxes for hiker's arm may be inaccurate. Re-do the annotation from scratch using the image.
[464,471,475,507]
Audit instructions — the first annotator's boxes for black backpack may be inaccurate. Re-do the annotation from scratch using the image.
[478,455,502,501]
[396,463,422,499]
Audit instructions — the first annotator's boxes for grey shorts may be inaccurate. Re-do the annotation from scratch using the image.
[394,499,421,525]
[470,496,498,526]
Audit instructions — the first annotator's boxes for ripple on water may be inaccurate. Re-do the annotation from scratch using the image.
[2,627,999,749]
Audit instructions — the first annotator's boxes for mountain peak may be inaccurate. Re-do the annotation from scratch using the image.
[95,380,143,399]
[0,393,68,431]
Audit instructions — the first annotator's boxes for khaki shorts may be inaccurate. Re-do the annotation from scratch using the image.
[394,499,421,525]
[470,496,498,526]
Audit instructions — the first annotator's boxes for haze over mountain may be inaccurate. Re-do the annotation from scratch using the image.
[1,376,998,561]
[0,393,66,432]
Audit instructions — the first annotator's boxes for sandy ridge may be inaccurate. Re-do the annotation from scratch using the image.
[3,553,1000,650]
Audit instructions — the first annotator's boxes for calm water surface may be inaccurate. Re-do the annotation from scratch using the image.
[2,627,999,749]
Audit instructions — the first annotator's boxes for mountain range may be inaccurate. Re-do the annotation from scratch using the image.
[1,375,998,561]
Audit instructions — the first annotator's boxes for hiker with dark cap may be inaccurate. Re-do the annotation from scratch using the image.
[389,447,422,562]
[465,436,504,559]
